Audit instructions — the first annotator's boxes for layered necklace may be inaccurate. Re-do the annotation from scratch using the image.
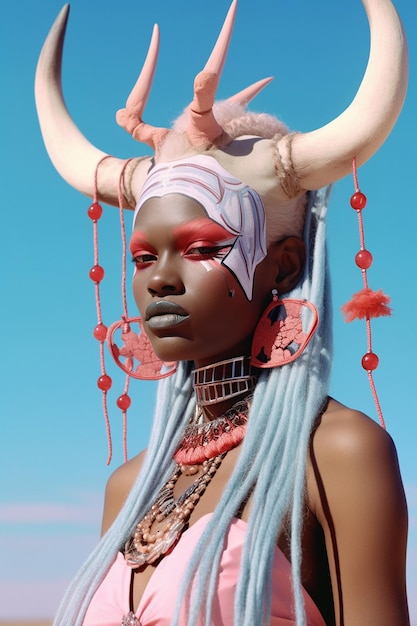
[124,356,256,569]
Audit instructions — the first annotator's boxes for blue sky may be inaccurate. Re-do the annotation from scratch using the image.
[1,0,416,621]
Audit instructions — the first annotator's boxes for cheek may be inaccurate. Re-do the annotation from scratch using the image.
[131,272,148,313]
[190,265,261,326]
[198,260,217,274]
[190,260,238,301]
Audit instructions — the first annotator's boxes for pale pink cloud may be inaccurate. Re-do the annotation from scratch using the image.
[0,580,69,620]
[0,494,102,525]
[0,496,102,621]
[0,533,98,619]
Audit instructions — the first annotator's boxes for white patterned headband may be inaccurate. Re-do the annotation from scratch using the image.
[134,154,267,300]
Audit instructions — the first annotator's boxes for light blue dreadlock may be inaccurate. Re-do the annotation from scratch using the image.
[171,186,333,626]
[53,185,332,626]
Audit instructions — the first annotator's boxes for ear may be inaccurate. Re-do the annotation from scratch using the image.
[270,237,306,294]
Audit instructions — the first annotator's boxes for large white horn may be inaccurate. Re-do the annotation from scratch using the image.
[285,0,408,191]
[34,5,149,208]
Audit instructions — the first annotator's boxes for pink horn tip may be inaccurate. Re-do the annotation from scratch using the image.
[227,77,274,107]
[203,0,238,77]
[116,24,168,149]
[187,0,238,146]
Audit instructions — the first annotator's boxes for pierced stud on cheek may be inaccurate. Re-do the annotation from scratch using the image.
[217,264,236,299]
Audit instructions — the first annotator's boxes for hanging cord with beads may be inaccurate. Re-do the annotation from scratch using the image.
[88,157,134,464]
[116,158,135,463]
[341,157,392,429]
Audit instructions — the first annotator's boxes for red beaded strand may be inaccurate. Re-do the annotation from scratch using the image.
[88,157,113,463]
[88,157,134,464]
[342,157,391,429]
[116,158,135,462]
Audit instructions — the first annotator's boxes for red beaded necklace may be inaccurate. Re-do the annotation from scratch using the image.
[174,395,251,466]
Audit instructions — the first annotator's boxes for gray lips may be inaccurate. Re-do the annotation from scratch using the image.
[147,313,189,329]
[145,301,189,329]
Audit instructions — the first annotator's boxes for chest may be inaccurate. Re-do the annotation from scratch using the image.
[128,452,332,620]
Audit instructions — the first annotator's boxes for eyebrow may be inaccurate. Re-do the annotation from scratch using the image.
[129,218,235,254]
[173,218,234,249]
[129,231,156,254]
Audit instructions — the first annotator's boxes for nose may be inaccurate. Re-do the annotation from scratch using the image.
[147,256,185,297]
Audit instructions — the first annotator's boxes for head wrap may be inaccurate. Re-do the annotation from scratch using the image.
[134,154,267,300]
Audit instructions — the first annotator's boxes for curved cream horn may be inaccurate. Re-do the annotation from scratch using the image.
[34,4,151,209]
[285,0,408,191]
[35,1,408,205]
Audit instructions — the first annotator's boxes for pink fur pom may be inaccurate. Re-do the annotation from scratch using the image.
[341,288,392,322]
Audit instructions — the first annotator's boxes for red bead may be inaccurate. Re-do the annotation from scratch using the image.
[361,352,379,371]
[117,394,131,410]
[93,323,108,341]
[88,202,103,221]
[355,249,373,270]
[89,265,105,282]
[97,374,112,391]
[350,192,367,210]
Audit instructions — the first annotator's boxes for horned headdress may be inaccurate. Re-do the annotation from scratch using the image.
[35,0,408,236]
[34,1,408,455]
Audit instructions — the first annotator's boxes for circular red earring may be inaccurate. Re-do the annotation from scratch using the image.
[250,291,319,368]
[107,316,177,380]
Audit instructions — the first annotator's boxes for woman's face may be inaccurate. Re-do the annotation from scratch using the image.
[131,194,279,367]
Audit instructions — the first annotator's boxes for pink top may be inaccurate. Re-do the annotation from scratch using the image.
[83,514,326,626]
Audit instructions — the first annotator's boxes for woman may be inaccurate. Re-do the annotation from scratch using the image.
[35,1,409,624]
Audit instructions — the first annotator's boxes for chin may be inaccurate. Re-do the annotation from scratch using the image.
[150,332,252,367]
[152,341,231,368]
[151,336,196,364]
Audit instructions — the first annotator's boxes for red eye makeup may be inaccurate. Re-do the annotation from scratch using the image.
[174,218,236,254]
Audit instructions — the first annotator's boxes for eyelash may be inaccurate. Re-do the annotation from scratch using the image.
[131,252,157,267]
[184,244,232,260]
[131,243,233,268]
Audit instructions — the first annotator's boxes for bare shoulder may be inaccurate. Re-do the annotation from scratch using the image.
[101,449,146,535]
[310,398,399,469]
[307,397,404,514]
[306,398,409,625]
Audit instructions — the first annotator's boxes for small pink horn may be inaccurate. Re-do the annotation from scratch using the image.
[227,77,274,107]
[187,0,238,146]
[116,24,169,149]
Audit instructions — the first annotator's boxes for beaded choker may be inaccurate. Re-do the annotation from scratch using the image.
[174,395,250,465]
[192,355,257,405]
